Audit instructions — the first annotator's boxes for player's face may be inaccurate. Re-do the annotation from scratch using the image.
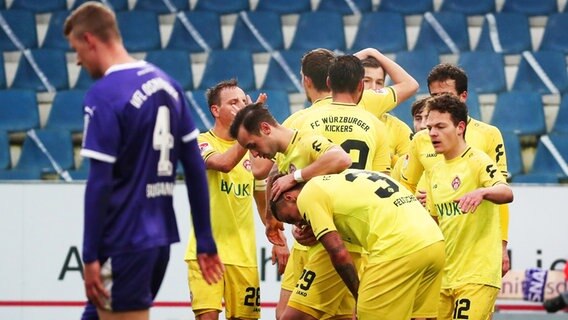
[413,107,428,132]
[68,34,103,79]
[363,67,385,90]
[426,110,464,158]
[429,80,467,102]
[215,87,247,126]
[236,125,277,159]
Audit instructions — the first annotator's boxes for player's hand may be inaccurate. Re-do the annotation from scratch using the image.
[271,173,296,201]
[293,225,318,246]
[197,253,225,285]
[455,189,484,213]
[272,243,290,275]
[255,92,267,104]
[416,189,427,207]
[84,261,109,309]
[266,219,287,246]
[502,241,510,276]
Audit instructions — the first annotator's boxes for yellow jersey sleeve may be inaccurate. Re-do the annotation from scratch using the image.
[297,181,336,240]
[359,87,398,118]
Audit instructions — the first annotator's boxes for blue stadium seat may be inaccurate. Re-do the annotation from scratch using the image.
[539,13,568,53]
[133,0,188,13]
[389,96,415,129]
[512,51,568,94]
[395,50,439,94]
[351,12,407,53]
[74,68,94,89]
[502,132,523,178]
[166,11,222,53]
[261,50,303,93]
[12,48,69,92]
[69,159,89,180]
[42,11,71,51]
[439,0,495,15]
[0,90,39,132]
[194,0,249,14]
[45,90,86,133]
[0,10,37,51]
[0,131,9,169]
[15,129,74,175]
[513,133,568,183]
[316,0,372,15]
[501,0,558,16]
[476,13,531,54]
[551,94,568,134]
[249,89,291,123]
[71,0,128,11]
[377,0,433,15]
[414,12,470,54]
[185,90,213,133]
[116,11,160,52]
[465,91,481,120]
[10,0,66,13]
[255,0,311,14]
[199,50,255,91]
[491,91,546,136]
[145,50,193,90]
[458,52,506,94]
[228,11,284,52]
[0,53,6,89]
[289,12,346,51]
[0,169,42,180]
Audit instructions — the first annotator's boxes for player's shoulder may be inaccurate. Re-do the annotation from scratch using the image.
[463,146,494,166]
[468,117,502,135]
[411,129,431,144]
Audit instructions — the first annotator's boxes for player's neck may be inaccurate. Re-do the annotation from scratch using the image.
[211,123,233,141]
[443,140,468,160]
[332,91,358,105]
[310,90,331,103]
[101,44,137,74]
[279,127,295,152]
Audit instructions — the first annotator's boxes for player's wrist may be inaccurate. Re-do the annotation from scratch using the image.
[293,169,304,183]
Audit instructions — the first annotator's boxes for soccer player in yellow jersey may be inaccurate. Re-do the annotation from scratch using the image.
[184,80,287,320]
[423,94,513,320]
[270,169,446,320]
[401,64,512,277]
[361,56,413,168]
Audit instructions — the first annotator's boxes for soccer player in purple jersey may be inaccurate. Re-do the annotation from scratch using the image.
[64,2,223,319]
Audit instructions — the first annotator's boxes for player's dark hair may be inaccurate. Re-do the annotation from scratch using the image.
[361,56,382,70]
[301,48,335,92]
[425,94,469,136]
[205,79,239,117]
[328,55,365,93]
[64,2,121,42]
[411,97,428,117]
[269,174,305,222]
[229,102,278,139]
[427,63,468,95]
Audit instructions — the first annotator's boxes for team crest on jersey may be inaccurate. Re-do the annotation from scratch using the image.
[243,159,252,171]
[451,176,461,190]
[373,88,389,95]
[198,142,211,153]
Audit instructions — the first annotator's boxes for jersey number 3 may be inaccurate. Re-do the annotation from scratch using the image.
[153,106,174,176]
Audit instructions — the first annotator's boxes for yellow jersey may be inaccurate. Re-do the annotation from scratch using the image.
[425,147,506,289]
[297,169,444,264]
[185,131,257,267]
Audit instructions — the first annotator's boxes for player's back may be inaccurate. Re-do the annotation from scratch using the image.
[299,102,391,172]
[298,169,443,263]
[82,61,193,254]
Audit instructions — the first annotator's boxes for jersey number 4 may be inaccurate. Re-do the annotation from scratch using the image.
[153,106,174,176]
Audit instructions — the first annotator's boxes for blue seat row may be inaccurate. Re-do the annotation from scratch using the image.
[3,10,568,55]
[3,0,566,15]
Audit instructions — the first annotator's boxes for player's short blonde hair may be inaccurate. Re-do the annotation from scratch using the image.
[64,1,121,43]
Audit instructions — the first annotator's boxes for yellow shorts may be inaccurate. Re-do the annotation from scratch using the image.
[288,243,363,319]
[281,246,308,292]
[187,260,260,319]
[358,241,445,320]
[438,283,500,320]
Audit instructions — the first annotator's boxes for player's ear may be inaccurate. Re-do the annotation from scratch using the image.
[210,104,220,118]
[259,122,271,135]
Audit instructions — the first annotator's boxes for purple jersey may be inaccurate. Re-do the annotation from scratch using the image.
[81,61,196,260]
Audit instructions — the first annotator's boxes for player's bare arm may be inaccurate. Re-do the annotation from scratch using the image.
[455,183,513,213]
[265,163,287,246]
[271,146,351,201]
[319,231,359,300]
[205,143,248,173]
